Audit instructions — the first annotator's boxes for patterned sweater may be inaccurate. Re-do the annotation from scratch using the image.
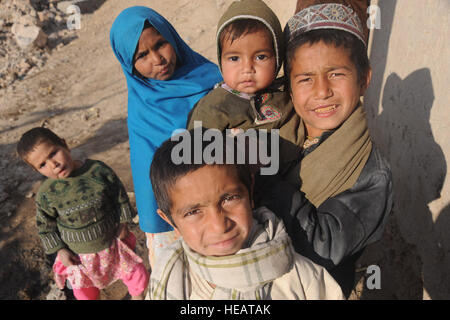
[35,159,135,254]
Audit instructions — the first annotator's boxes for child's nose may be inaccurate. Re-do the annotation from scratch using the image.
[49,159,59,170]
[242,58,254,73]
[208,209,229,234]
[314,77,333,99]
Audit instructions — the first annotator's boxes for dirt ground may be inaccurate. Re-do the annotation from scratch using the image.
[0,0,419,300]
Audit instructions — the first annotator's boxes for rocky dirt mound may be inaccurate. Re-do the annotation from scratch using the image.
[0,0,105,89]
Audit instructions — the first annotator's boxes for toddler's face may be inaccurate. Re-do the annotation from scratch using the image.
[25,141,77,179]
[221,29,276,94]
[158,165,253,257]
[289,41,371,138]
[134,27,177,80]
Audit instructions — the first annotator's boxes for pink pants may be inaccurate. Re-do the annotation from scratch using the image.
[72,263,149,300]
[66,234,149,300]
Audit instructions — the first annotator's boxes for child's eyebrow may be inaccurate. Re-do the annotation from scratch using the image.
[222,186,244,195]
[176,203,203,216]
[222,50,241,56]
[293,71,315,77]
[223,48,273,55]
[37,150,53,167]
[325,66,353,73]
[254,49,274,56]
[174,186,245,216]
[293,66,353,77]
[36,149,54,168]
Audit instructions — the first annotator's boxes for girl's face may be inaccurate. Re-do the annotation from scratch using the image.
[133,27,177,80]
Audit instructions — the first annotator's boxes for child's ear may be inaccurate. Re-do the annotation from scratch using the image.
[156,209,180,235]
[360,67,372,96]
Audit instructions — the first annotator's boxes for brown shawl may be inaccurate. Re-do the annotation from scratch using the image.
[279,104,372,207]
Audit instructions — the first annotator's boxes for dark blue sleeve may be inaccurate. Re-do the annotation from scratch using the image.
[254,150,393,269]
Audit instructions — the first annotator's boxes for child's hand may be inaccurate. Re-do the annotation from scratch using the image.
[116,223,128,240]
[57,248,80,267]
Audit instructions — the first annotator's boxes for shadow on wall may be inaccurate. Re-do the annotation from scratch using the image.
[365,4,450,299]
[359,0,449,299]
[361,68,448,299]
[379,70,447,299]
[433,204,450,297]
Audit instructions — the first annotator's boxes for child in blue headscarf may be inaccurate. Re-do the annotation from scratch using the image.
[110,6,222,267]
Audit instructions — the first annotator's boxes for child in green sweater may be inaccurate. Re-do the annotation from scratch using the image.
[17,127,149,300]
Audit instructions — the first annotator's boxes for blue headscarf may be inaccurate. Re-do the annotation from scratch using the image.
[110,6,222,233]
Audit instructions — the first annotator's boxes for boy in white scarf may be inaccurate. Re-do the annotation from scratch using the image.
[146,128,343,300]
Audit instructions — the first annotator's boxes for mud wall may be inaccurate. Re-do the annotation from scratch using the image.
[363,0,450,299]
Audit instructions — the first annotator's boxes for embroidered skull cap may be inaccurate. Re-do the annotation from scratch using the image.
[284,3,366,47]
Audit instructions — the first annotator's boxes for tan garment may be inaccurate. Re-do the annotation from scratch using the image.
[279,105,372,208]
[269,253,344,299]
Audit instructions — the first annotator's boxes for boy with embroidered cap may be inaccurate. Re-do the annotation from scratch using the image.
[147,129,344,300]
[254,3,393,297]
[187,0,294,131]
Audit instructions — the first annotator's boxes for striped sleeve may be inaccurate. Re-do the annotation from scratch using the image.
[36,196,66,255]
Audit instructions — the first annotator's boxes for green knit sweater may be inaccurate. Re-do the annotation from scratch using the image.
[35,159,136,255]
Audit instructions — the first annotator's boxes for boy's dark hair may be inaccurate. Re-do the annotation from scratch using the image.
[284,29,370,91]
[219,19,272,54]
[17,127,67,162]
[150,128,252,226]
